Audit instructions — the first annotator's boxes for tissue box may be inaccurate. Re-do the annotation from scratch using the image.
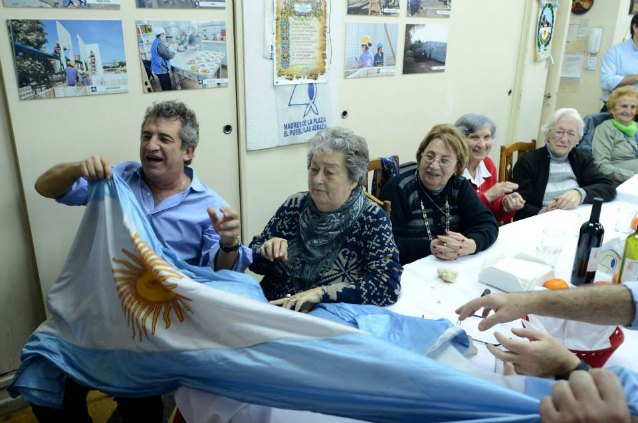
[479,255,554,292]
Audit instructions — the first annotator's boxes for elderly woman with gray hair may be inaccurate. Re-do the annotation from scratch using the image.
[249,127,402,312]
[512,108,616,221]
[455,113,525,221]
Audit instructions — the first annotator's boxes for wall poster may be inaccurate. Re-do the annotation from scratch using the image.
[407,0,451,18]
[344,23,398,79]
[7,19,128,100]
[274,0,328,85]
[403,23,448,74]
[536,0,559,61]
[2,0,119,8]
[136,0,224,8]
[136,20,228,92]
[347,0,399,16]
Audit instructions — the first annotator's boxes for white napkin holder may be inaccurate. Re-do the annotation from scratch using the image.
[478,254,554,292]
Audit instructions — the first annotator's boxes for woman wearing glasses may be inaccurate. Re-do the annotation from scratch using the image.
[592,86,638,184]
[380,124,498,264]
[513,108,616,221]
[455,114,525,222]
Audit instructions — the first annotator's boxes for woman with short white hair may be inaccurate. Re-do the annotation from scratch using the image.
[512,108,616,220]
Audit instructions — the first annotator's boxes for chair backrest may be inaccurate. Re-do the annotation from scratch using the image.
[576,112,611,154]
[499,139,536,183]
[366,155,399,215]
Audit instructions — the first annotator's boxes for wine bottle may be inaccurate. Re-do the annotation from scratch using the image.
[619,227,638,283]
[571,198,605,286]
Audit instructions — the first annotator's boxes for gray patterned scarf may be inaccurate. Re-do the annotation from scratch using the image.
[286,187,365,290]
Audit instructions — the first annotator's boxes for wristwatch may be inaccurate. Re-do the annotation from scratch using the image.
[555,360,591,380]
[220,236,241,253]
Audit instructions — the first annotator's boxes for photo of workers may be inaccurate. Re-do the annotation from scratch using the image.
[136,20,228,92]
[3,0,119,8]
[403,23,448,74]
[407,0,451,18]
[136,0,224,8]
[7,19,128,100]
[347,0,399,16]
[344,23,398,79]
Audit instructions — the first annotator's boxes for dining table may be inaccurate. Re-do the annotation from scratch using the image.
[176,175,638,422]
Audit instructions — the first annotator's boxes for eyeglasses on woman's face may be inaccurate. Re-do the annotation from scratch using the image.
[422,152,454,168]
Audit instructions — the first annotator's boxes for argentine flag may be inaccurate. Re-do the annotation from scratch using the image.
[9,175,638,422]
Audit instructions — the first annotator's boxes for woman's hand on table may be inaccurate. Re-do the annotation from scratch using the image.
[431,231,476,260]
[259,237,288,262]
[488,327,580,378]
[270,287,323,313]
[547,190,582,211]
[502,192,525,212]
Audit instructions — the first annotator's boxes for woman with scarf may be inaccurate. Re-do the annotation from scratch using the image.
[380,124,499,265]
[593,86,638,184]
[249,127,402,313]
[513,108,616,221]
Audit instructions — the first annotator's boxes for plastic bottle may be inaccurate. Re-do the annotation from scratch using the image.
[619,227,638,283]
[571,198,605,286]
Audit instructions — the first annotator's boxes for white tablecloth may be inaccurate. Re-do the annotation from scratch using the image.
[176,200,638,423]
[617,174,638,204]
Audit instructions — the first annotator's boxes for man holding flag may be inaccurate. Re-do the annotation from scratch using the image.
[29,100,251,422]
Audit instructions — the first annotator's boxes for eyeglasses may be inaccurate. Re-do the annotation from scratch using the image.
[552,129,578,140]
[422,153,454,168]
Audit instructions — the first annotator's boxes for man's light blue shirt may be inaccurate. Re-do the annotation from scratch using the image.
[600,38,638,102]
[57,161,251,272]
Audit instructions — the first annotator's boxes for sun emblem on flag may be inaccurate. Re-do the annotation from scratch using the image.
[112,233,192,341]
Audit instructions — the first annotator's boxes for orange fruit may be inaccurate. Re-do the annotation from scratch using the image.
[594,280,611,285]
[631,216,638,231]
[543,278,569,290]
[611,273,620,284]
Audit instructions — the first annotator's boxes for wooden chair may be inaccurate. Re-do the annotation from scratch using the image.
[498,140,536,183]
[365,156,399,216]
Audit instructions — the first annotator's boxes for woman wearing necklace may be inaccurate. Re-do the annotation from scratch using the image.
[592,86,638,184]
[380,124,498,265]
[249,127,402,313]
[513,108,616,221]
[455,114,525,222]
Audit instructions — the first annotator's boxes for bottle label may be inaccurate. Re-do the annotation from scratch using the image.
[586,247,602,272]
[621,258,638,282]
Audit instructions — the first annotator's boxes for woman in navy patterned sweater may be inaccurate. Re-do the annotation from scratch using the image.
[249,128,402,312]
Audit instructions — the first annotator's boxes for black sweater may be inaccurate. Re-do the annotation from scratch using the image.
[512,146,616,221]
[380,172,499,265]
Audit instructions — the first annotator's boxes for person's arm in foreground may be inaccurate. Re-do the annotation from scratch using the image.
[35,155,112,198]
[541,369,634,423]
[455,284,635,331]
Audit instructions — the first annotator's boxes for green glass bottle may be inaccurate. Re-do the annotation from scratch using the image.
[619,228,638,283]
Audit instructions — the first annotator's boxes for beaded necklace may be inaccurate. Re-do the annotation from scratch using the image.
[416,171,450,240]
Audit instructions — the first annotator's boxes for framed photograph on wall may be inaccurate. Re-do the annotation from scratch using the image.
[136,20,228,92]
[136,0,224,8]
[402,23,448,74]
[7,19,128,100]
[631,0,638,14]
[344,23,398,79]
[347,0,399,16]
[3,0,119,8]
